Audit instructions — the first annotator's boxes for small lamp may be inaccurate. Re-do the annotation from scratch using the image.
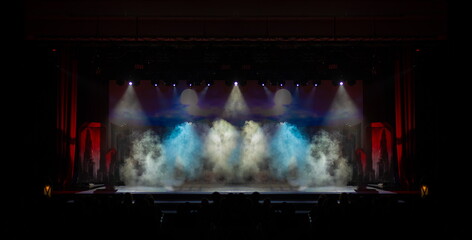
[420,185,429,198]
[43,185,52,198]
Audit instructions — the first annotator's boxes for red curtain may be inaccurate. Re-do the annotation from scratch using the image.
[56,48,78,187]
[394,47,416,187]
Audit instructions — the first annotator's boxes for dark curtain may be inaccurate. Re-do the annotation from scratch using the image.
[56,48,78,187]
[394,47,416,188]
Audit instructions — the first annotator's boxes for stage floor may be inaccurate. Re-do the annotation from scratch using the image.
[76,183,396,195]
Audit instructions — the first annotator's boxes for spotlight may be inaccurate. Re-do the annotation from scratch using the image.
[313,80,321,87]
[127,79,140,86]
[234,81,238,86]
[186,80,195,88]
[294,80,306,87]
[206,79,214,87]
[340,81,344,86]
[168,80,178,87]
[151,79,159,87]
[279,80,285,87]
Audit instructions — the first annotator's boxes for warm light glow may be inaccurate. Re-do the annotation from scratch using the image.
[44,185,52,198]
[421,185,429,198]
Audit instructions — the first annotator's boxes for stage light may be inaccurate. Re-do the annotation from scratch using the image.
[313,80,321,87]
[278,80,285,87]
[294,80,306,87]
[206,79,214,87]
[164,80,178,87]
[340,81,344,86]
[169,80,178,87]
[128,80,140,86]
[186,80,195,88]
[234,81,238,86]
[151,79,159,87]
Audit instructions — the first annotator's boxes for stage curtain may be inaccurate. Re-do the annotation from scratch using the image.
[394,47,416,187]
[56,48,78,187]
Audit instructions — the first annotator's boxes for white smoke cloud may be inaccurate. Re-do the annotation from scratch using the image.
[119,121,352,187]
[203,119,240,182]
[239,120,268,181]
[300,130,352,187]
[120,130,177,187]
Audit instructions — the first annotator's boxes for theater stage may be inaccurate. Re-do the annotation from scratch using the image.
[75,183,397,195]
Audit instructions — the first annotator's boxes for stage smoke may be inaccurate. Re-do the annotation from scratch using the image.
[300,130,352,187]
[270,123,352,187]
[269,122,309,182]
[120,120,352,187]
[239,120,268,181]
[120,130,173,186]
[163,122,203,181]
[204,119,240,182]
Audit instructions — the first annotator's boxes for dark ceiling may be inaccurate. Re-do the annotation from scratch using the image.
[23,0,448,41]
